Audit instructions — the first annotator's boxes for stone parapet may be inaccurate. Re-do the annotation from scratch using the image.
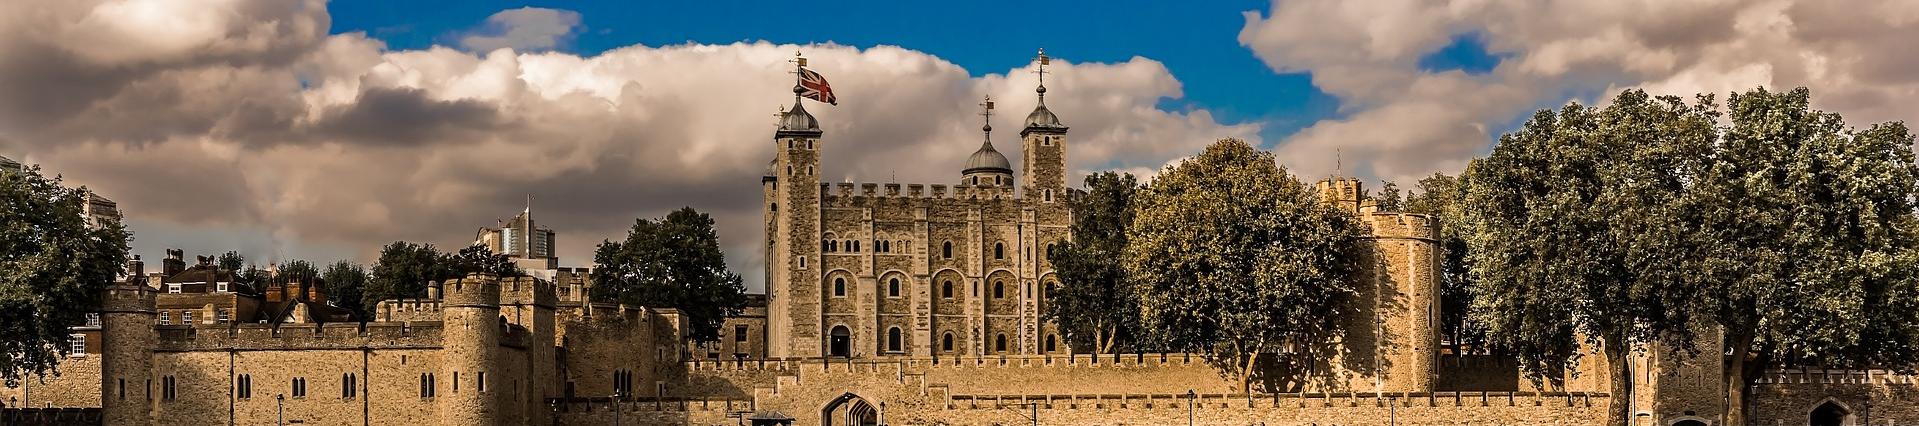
[152,322,443,351]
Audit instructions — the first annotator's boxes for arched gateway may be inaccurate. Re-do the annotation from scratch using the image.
[820,392,881,426]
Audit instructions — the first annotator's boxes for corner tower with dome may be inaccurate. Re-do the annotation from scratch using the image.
[762,50,1074,359]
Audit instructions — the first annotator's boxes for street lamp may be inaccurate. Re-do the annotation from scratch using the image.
[1186,389,1197,426]
[276,394,285,426]
[612,392,622,426]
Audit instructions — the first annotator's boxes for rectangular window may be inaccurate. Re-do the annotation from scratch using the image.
[181,312,193,324]
[159,311,169,325]
[68,334,86,357]
[477,372,485,393]
[291,377,305,398]
[117,378,125,400]
[217,309,230,324]
[162,376,176,400]
[735,325,748,343]
[216,282,228,293]
[237,374,251,399]
[453,371,459,393]
[168,284,181,294]
[342,373,356,399]
[85,313,101,327]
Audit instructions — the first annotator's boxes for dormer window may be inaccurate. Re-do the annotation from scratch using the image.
[216,281,228,293]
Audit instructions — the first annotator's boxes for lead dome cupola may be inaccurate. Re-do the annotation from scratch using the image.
[963,141,1013,175]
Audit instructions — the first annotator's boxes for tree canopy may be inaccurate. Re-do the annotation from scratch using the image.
[322,261,370,319]
[1045,171,1143,354]
[591,207,747,343]
[1125,138,1363,392]
[365,241,520,309]
[1463,90,1718,423]
[1400,173,1483,352]
[0,165,130,383]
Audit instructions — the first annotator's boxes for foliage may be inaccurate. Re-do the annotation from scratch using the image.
[276,259,319,283]
[1684,87,1919,424]
[1045,171,1143,354]
[1125,138,1364,392]
[322,261,370,319]
[591,207,747,343]
[1402,173,1483,352]
[367,241,444,308]
[0,165,130,383]
[1462,90,1717,423]
[217,251,245,274]
[443,244,522,278]
[1370,181,1403,212]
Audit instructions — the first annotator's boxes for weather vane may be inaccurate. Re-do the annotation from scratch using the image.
[980,94,996,140]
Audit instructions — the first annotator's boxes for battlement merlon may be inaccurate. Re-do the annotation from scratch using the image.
[817,181,1025,201]
[441,273,502,308]
[100,282,157,314]
[498,275,558,309]
[1365,212,1441,241]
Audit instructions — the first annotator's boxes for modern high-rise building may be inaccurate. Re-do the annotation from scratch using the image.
[473,202,558,271]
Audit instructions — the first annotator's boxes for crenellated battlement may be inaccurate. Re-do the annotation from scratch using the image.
[376,299,444,322]
[498,275,558,308]
[99,282,156,314]
[152,322,444,351]
[940,390,1606,410]
[1365,212,1441,240]
[1752,368,1919,385]
[442,273,501,307]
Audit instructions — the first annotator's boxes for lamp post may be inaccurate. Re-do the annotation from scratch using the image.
[612,393,621,426]
[1186,389,1197,426]
[275,394,285,426]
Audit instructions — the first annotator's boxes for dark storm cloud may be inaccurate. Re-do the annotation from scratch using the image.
[310,87,504,147]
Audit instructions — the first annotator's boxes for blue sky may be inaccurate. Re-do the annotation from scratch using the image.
[327,0,1502,147]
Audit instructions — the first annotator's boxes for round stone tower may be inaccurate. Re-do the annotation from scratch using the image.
[99,281,156,424]
[439,273,502,425]
[1363,211,1442,392]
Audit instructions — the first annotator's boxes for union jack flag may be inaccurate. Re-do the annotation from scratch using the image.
[798,68,837,105]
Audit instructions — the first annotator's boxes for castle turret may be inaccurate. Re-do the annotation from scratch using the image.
[769,80,825,358]
[439,274,503,425]
[963,95,1014,188]
[1021,49,1068,203]
[99,280,156,424]
[1317,176,1440,392]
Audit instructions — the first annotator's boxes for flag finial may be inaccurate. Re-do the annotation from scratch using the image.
[1033,48,1050,101]
[980,94,995,140]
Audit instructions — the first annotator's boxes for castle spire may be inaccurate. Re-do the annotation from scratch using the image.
[1034,48,1050,103]
[1023,48,1065,132]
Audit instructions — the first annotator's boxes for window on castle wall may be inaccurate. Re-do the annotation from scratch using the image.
[887,328,903,353]
[994,243,1004,259]
[942,241,953,259]
[292,377,306,398]
[343,373,356,399]
[942,333,954,352]
[236,374,251,399]
[798,256,806,269]
[974,282,979,297]
[941,281,953,299]
[852,240,861,252]
[1047,335,1057,352]
[995,334,1007,353]
[478,372,486,393]
[888,278,900,297]
[993,281,1004,299]
[834,277,846,297]
[736,325,748,343]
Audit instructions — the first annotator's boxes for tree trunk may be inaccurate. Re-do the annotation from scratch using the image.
[1604,335,1632,426]
[1724,331,1757,426]
[1241,351,1261,395]
[1098,324,1115,354]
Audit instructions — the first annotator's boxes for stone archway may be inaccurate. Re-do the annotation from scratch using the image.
[1809,397,1854,426]
[821,392,881,426]
[1669,419,1708,426]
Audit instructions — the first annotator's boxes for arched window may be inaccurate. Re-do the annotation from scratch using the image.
[887,328,903,353]
[833,277,846,297]
[942,241,953,259]
[829,326,851,357]
[941,281,953,299]
[994,334,1007,353]
[887,278,900,297]
[1046,335,1057,353]
[942,333,954,351]
[993,281,1004,299]
[798,256,807,269]
[1045,282,1056,300]
[994,242,1004,259]
[852,240,861,252]
[1046,244,1055,259]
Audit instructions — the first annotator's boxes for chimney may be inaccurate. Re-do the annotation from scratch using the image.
[426,281,442,300]
[126,255,144,277]
[265,281,284,303]
[163,249,186,277]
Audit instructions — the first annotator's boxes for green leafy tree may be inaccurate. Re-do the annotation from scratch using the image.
[322,261,370,319]
[591,207,747,343]
[442,244,522,278]
[1462,90,1716,423]
[1402,173,1483,352]
[217,251,245,273]
[1370,181,1404,211]
[276,259,319,283]
[0,165,130,383]
[1125,138,1364,393]
[367,241,443,308]
[1045,172,1142,354]
[1687,88,1919,425]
